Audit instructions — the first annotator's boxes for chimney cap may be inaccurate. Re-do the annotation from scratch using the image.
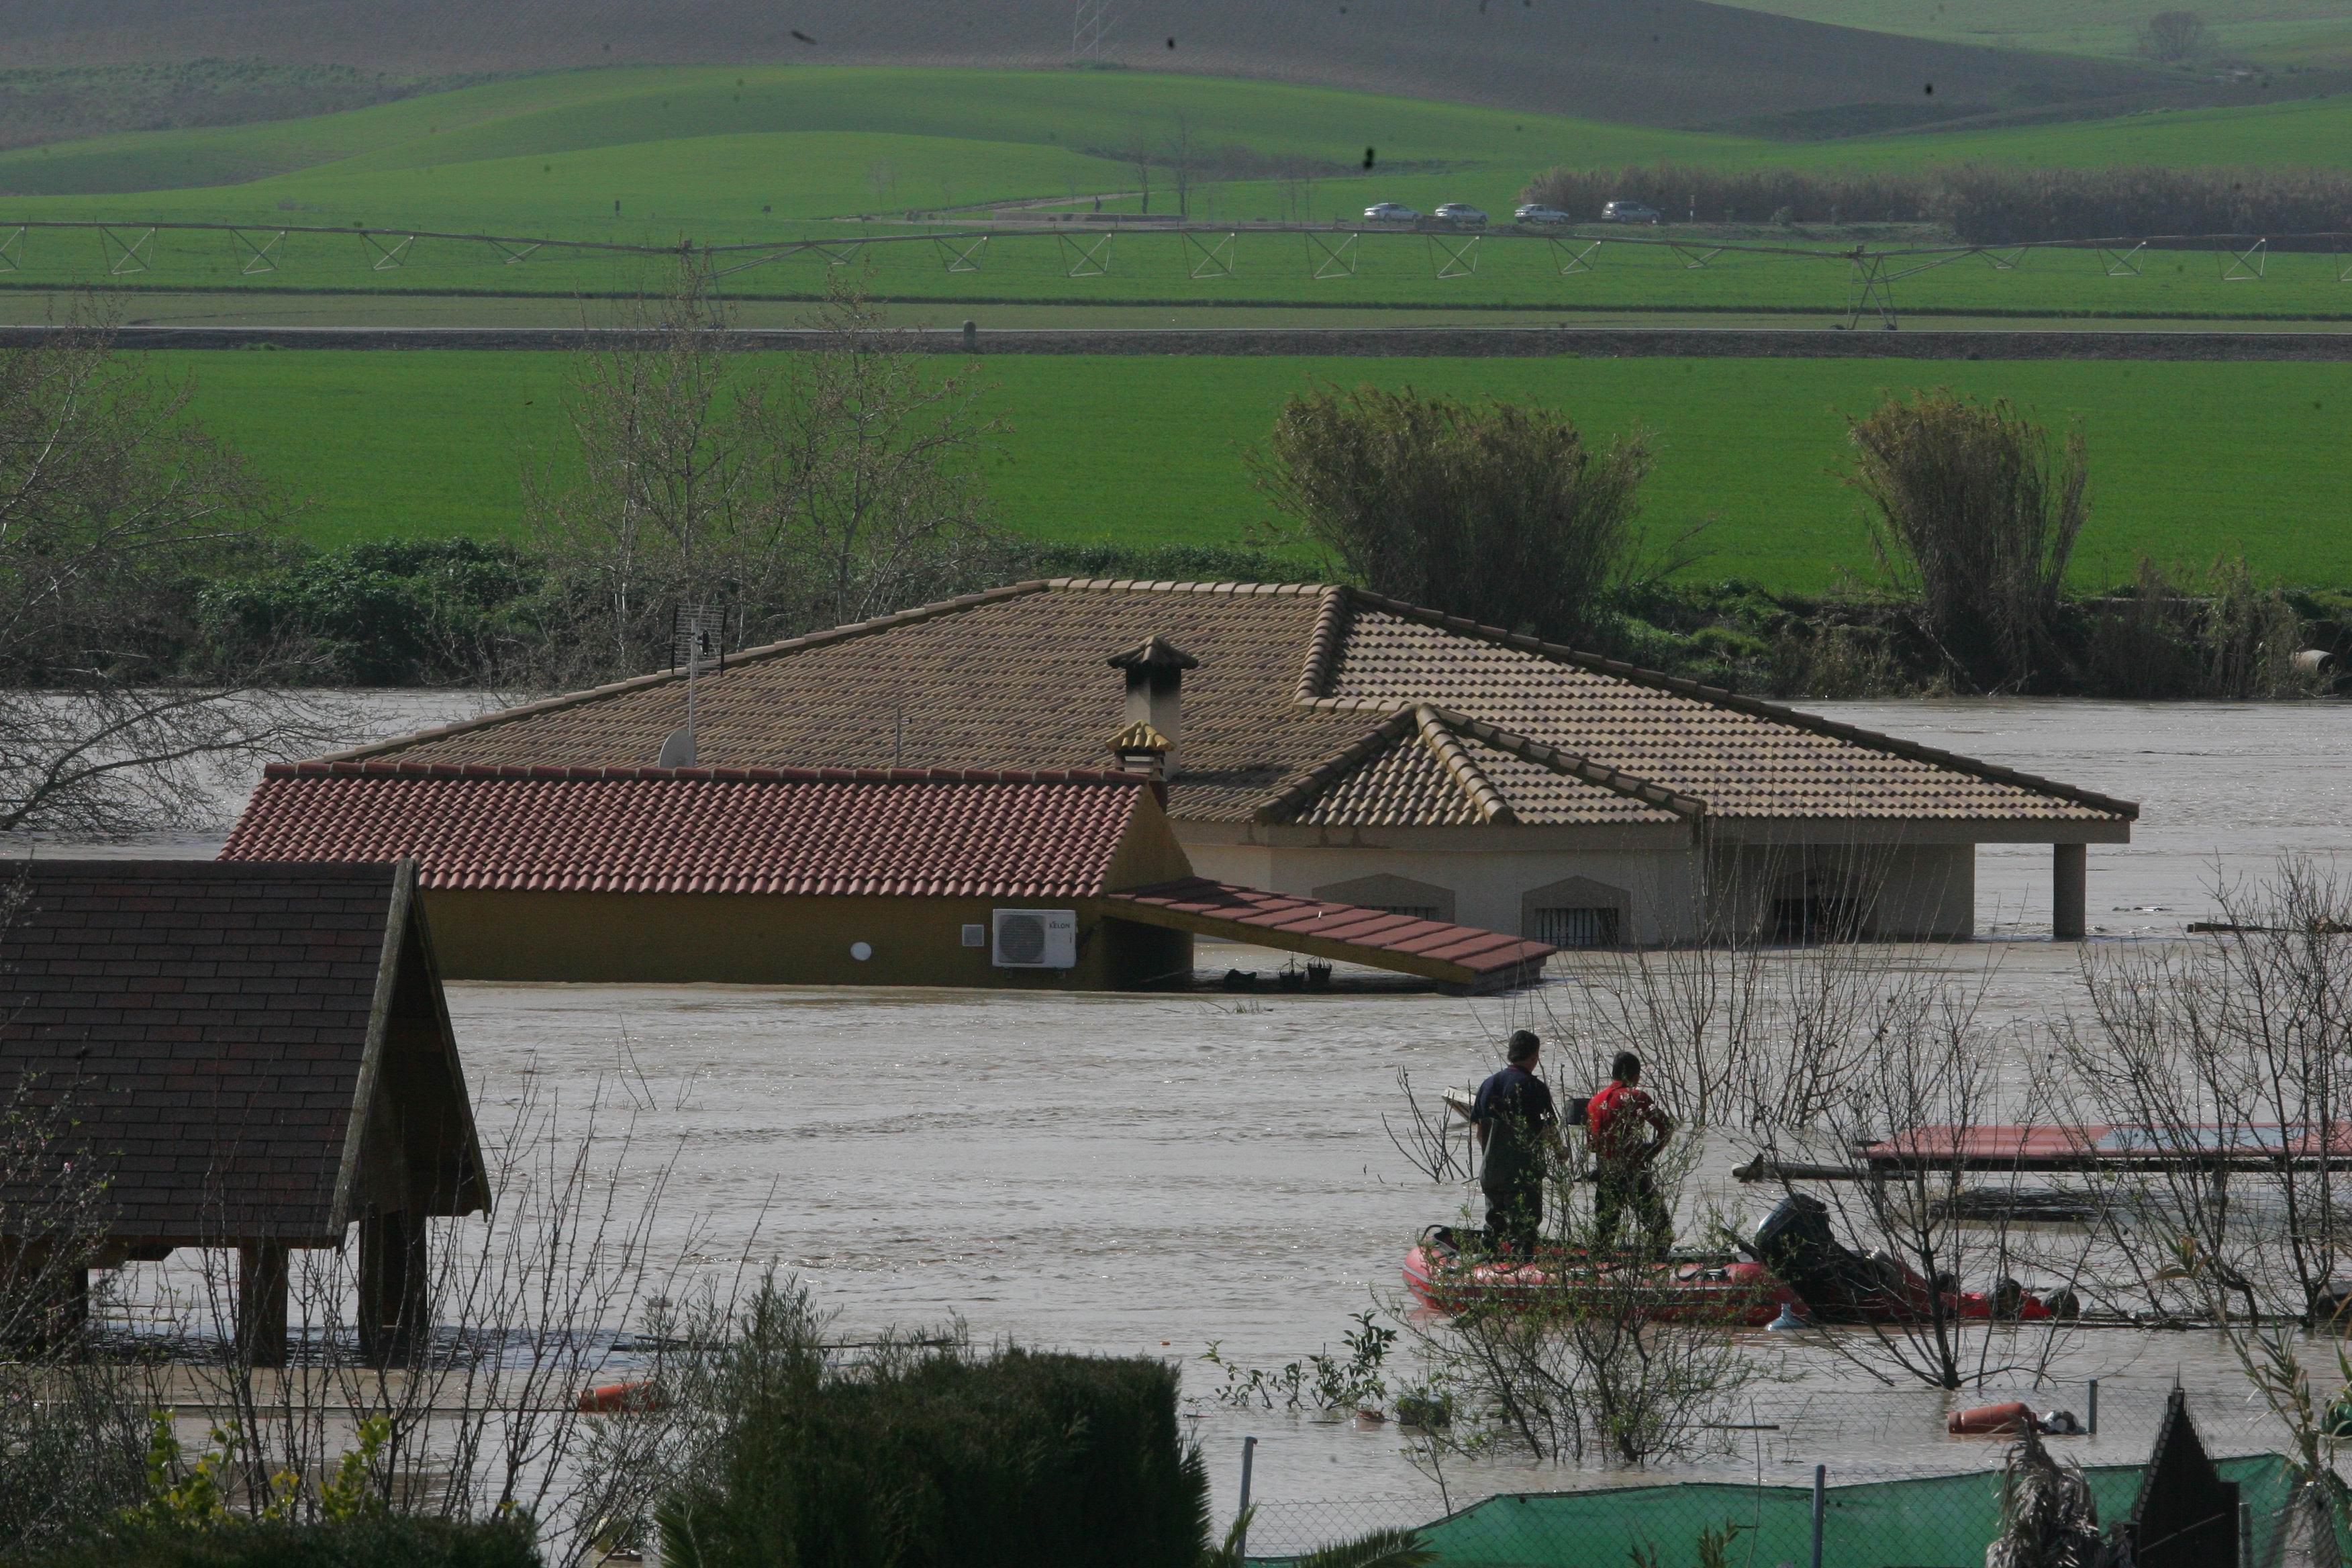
[1108,636,1199,673]
[1108,720,1172,756]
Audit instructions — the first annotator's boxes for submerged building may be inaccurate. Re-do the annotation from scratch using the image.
[256,579,2137,947]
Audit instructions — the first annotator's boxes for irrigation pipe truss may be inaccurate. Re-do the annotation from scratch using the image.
[5,217,2348,328]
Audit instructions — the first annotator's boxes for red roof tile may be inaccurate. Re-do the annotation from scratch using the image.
[221,764,1156,899]
[1106,877,1556,993]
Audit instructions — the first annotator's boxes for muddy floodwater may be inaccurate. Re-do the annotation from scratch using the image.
[20,695,2352,1538]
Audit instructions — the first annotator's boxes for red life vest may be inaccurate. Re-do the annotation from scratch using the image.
[1586,1081,1649,1161]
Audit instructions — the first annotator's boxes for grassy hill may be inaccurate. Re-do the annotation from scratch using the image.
[1705,0,2352,68]
[154,349,2352,592]
[0,0,2169,134]
[5,65,2351,233]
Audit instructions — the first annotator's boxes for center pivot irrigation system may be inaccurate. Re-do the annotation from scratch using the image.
[5,217,2347,326]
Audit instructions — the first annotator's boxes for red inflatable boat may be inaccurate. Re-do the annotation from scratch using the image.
[1404,1192,2063,1326]
[1402,1231,1802,1325]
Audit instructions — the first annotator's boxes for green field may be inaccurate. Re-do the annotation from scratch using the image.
[1709,0,2352,64]
[3,66,2347,324]
[7,64,2352,239]
[156,350,2352,592]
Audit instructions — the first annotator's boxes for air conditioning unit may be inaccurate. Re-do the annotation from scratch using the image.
[992,908,1078,969]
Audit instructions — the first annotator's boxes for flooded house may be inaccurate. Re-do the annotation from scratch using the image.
[240,579,2137,947]
[222,765,1556,992]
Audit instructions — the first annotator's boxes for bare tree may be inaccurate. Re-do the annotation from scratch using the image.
[0,308,345,836]
[2052,859,2352,1507]
[528,262,1003,686]
[2139,9,2214,62]
[1169,112,1196,219]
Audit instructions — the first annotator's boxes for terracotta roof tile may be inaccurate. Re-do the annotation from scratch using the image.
[221,765,1155,899]
[327,583,2134,831]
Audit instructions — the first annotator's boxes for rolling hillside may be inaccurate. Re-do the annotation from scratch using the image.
[1705,0,2352,67]
[0,0,2169,134]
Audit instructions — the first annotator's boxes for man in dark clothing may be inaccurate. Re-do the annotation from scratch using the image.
[1471,1030,1561,1258]
[1586,1050,1675,1253]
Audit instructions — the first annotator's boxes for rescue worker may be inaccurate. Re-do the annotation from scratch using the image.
[1470,1030,1563,1258]
[1586,1050,1675,1252]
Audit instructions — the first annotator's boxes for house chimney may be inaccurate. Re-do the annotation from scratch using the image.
[1108,636,1197,777]
[1108,720,1172,785]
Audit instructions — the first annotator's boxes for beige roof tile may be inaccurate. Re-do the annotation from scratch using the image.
[343,582,2135,831]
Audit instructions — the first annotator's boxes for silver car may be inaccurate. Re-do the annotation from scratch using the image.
[1602,201,1663,225]
[1433,202,1488,228]
[1514,203,1570,226]
[1363,201,1420,222]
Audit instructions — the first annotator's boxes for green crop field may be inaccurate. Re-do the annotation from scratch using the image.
[153,349,2352,592]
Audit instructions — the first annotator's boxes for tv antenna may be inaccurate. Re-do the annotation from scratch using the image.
[657,605,725,767]
[1073,0,1116,59]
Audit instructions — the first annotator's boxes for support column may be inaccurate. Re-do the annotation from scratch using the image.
[356,1213,428,1367]
[236,1242,291,1369]
[2053,842,2088,942]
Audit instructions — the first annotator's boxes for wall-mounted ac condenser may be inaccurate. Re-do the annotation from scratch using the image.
[991,908,1078,969]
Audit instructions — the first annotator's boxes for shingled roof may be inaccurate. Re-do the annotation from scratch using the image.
[324,581,2137,832]
[223,765,1165,898]
[0,861,485,1244]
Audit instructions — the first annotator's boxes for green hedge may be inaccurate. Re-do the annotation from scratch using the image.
[12,1516,540,1568]
[659,1346,1206,1568]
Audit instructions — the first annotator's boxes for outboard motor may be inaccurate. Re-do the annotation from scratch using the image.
[1748,1193,1893,1322]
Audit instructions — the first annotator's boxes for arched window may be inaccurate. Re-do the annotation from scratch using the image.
[1520,875,1631,948]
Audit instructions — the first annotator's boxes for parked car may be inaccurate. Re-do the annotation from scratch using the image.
[1363,201,1420,222]
[1433,202,1488,228]
[1514,203,1571,226]
[1602,201,1663,225]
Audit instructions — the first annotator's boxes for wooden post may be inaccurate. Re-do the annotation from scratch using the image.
[2053,843,2088,942]
[236,1242,291,1369]
[357,1213,428,1366]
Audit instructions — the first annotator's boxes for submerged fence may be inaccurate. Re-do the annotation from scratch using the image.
[1246,1453,2326,1567]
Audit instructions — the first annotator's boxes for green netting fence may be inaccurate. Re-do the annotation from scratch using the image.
[1249,1453,2336,1567]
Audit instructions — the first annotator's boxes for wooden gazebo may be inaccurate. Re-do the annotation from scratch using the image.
[0,859,486,1364]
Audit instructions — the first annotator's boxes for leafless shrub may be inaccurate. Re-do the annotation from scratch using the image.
[2139,10,2214,63]
[130,1070,749,1565]
[2080,557,2316,700]
[2052,859,2352,1489]
[1849,390,2088,695]
[0,303,348,836]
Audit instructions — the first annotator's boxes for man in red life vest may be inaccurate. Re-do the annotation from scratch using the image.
[1586,1050,1675,1252]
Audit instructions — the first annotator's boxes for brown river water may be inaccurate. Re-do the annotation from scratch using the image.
[17,694,2352,1538]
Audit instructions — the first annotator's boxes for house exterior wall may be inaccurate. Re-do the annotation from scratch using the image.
[1180,827,1978,944]
[1180,834,1706,945]
[420,889,1192,989]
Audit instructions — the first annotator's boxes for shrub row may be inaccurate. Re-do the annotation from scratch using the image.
[1520,162,2352,244]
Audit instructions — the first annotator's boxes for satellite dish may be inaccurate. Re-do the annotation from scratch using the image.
[656,726,696,768]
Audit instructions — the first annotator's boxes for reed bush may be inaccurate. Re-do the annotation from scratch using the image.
[1251,385,1655,647]
[1847,390,2088,693]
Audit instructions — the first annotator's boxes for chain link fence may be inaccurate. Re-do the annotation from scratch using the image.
[1244,1451,2326,1566]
